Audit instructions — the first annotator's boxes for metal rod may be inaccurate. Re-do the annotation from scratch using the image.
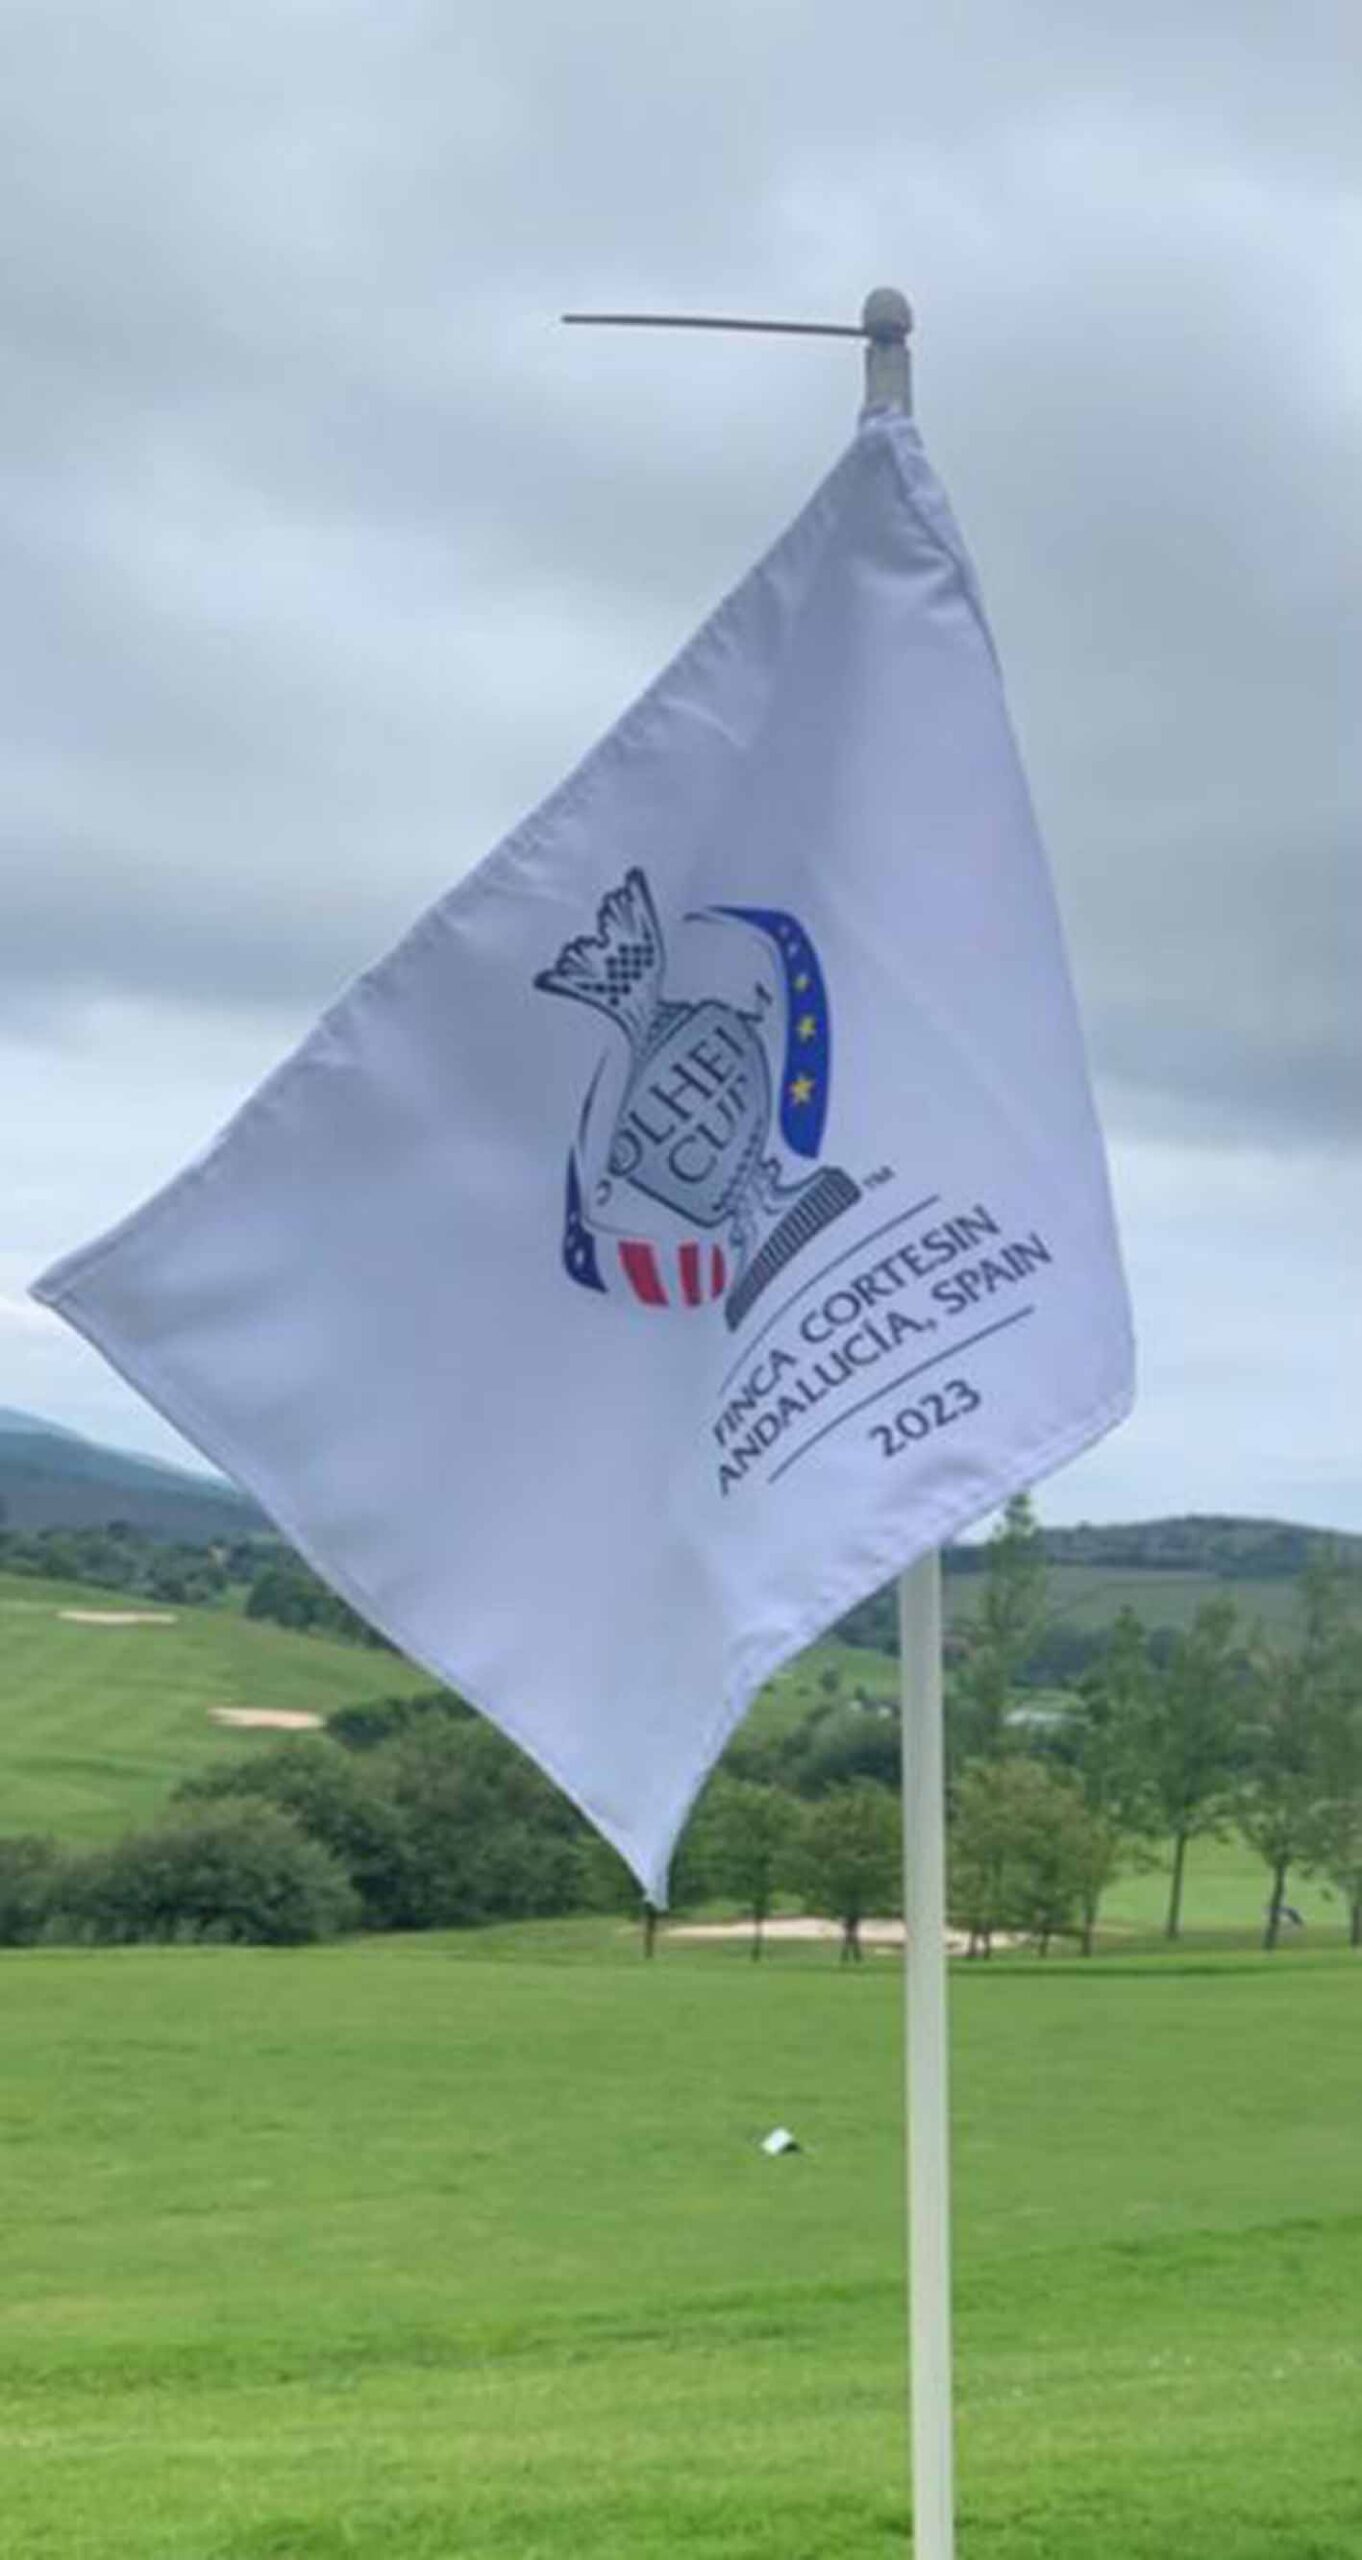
[562,312,867,338]
[561,289,914,411]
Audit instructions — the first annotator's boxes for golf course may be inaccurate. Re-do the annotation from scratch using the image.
[3,1536,1360,2555]
[3,1923,1360,2558]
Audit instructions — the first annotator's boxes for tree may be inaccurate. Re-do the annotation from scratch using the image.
[1137,1597,1245,1939]
[573,1833,690,1957]
[692,1777,799,1957]
[244,1556,390,1648]
[832,1585,898,1653]
[799,1782,899,1961]
[794,1700,901,1795]
[371,1718,584,1929]
[1012,1774,1111,1957]
[178,1737,413,1930]
[952,1494,1047,1764]
[1062,1607,1156,1953]
[0,1837,66,1945]
[947,1760,1016,1956]
[326,1688,473,1752]
[1303,1696,1362,1944]
[1298,1563,1362,1942]
[948,1758,1105,1956]
[1245,1559,1360,1949]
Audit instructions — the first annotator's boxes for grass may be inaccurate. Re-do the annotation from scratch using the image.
[747,1638,901,1738]
[0,1571,439,1841]
[2,1926,1361,2557]
[1102,1832,1343,1945]
[2,1573,1340,1949]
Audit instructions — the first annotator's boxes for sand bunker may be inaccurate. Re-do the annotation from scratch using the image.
[669,1916,1004,1954]
[59,1609,179,1627]
[208,1707,323,1731]
[672,1915,907,1946]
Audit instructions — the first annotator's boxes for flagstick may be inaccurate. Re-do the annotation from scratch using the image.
[561,282,950,2551]
[862,287,956,2560]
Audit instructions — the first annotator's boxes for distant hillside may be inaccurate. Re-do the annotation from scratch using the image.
[5,1407,1358,1585]
[0,1410,266,1542]
[0,1564,436,1840]
[1024,1515,1361,1578]
[940,1514,1362,1579]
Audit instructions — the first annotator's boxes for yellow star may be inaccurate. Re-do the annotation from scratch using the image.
[789,1074,815,1106]
[795,1013,818,1042]
[793,972,811,992]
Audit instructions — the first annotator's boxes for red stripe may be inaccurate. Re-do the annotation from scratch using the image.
[710,1244,727,1296]
[620,1241,668,1306]
[678,1242,702,1307]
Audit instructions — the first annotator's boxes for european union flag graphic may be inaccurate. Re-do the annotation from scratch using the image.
[708,905,832,1156]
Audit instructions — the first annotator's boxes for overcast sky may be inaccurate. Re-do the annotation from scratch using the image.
[3,2,1358,1529]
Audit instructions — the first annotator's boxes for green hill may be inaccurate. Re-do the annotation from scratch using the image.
[947,1556,1312,1637]
[0,1408,264,1540]
[1028,1512,1362,1576]
[0,1570,439,1841]
[3,1488,1355,1850]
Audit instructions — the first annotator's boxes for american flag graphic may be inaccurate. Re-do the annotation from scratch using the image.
[562,1154,726,1309]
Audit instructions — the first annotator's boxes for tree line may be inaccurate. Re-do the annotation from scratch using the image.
[2,1501,1359,1956]
[0,1695,900,1956]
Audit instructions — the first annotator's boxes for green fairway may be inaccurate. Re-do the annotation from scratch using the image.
[0,1572,439,1840]
[746,1637,901,1737]
[2,1929,1360,2558]
[3,1571,1338,1949]
[1102,1832,1343,1945]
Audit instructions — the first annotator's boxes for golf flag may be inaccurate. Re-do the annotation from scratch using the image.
[34,414,1133,1902]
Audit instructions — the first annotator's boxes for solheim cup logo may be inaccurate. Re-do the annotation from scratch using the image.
[535,868,860,1331]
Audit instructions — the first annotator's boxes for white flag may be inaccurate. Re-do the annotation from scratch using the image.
[34,416,1133,1901]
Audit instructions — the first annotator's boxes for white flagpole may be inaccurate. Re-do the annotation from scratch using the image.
[860,287,957,2560]
[898,1546,955,2559]
[566,282,954,2549]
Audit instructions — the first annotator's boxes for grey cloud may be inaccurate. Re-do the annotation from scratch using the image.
[2,0,1358,1174]
[3,0,1359,1530]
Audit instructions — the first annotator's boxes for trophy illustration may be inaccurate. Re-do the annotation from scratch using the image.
[535,868,859,1330]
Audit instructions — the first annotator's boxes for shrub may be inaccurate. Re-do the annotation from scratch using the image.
[372,1719,585,1928]
[178,1737,413,1929]
[326,1690,474,1753]
[69,1802,359,1946]
[244,1559,391,1647]
[0,1837,67,1945]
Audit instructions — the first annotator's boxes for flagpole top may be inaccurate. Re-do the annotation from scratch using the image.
[861,287,912,339]
[861,286,913,416]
